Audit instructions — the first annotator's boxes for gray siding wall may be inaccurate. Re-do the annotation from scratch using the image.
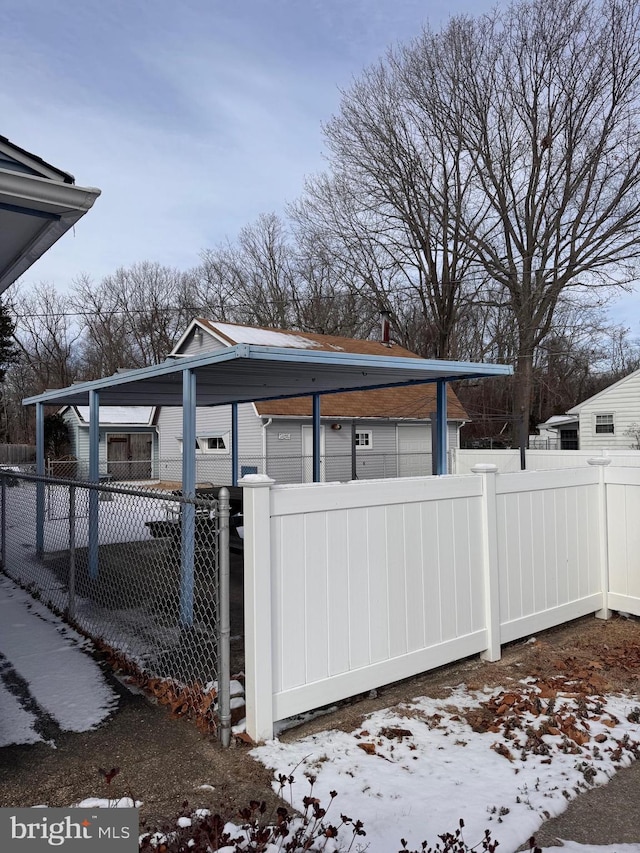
[179,328,227,356]
[156,402,263,483]
[264,419,461,483]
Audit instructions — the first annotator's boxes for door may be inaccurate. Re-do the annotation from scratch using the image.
[397,425,431,477]
[107,433,153,480]
[301,425,325,482]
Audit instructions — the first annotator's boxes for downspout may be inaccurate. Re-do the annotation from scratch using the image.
[262,418,272,476]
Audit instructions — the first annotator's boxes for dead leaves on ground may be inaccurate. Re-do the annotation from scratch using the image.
[94,638,245,736]
[463,651,640,765]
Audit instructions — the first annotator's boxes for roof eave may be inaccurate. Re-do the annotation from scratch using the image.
[0,169,101,293]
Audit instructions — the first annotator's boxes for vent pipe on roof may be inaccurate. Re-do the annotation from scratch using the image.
[380,311,391,346]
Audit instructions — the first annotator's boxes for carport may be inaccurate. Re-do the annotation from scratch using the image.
[24,345,512,743]
[25,344,512,594]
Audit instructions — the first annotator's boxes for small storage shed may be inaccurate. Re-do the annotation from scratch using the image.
[60,406,158,480]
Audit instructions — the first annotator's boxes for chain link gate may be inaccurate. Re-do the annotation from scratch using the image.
[0,471,231,745]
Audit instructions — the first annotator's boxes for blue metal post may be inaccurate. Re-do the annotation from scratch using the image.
[312,394,321,482]
[88,389,100,578]
[231,402,239,487]
[35,403,45,557]
[180,368,197,627]
[436,379,448,475]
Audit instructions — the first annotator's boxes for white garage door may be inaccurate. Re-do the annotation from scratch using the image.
[397,425,432,477]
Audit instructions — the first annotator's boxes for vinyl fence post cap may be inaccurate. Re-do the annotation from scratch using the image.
[239,474,276,486]
[471,463,499,474]
[587,457,612,466]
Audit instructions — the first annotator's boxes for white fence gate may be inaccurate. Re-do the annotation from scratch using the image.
[241,459,640,741]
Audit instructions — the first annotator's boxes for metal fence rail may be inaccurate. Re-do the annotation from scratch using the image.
[0,471,231,743]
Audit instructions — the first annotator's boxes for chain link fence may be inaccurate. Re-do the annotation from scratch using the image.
[0,471,231,744]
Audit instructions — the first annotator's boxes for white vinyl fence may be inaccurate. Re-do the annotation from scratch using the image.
[451,447,640,474]
[241,457,640,740]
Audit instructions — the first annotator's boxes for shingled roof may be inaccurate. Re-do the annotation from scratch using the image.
[195,320,469,421]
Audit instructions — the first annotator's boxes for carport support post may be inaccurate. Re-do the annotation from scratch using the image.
[180,368,197,628]
[231,402,239,487]
[312,393,321,482]
[35,402,45,558]
[436,379,448,475]
[472,463,501,661]
[88,390,100,579]
[241,475,276,742]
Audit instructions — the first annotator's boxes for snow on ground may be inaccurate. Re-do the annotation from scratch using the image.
[0,575,117,746]
[5,481,168,553]
[253,684,640,853]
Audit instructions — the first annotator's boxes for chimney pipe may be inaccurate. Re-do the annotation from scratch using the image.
[380,311,390,345]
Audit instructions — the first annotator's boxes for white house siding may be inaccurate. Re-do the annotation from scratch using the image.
[156,402,263,482]
[572,371,640,450]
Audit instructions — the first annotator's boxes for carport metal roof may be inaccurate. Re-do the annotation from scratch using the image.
[23,343,513,408]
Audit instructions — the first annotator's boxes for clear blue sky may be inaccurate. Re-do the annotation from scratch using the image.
[1,0,638,331]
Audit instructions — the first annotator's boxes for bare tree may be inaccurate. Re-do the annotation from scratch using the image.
[71,262,195,370]
[12,284,81,392]
[294,0,640,434]
[293,49,483,359]
[434,0,640,431]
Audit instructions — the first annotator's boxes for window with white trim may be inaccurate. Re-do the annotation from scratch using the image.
[595,413,615,435]
[178,433,229,454]
[354,430,373,449]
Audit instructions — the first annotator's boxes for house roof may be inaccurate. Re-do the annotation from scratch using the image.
[537,414,580,430]
[24,344,513,409]
[567,367,640,414]
[70,406,155,426]
[0,135,101,293]
[185,320,469,420]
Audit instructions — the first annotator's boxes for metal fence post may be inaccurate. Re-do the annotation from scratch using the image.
[68,484,76,621]
[217,487,231,747]
[1,476,6,570]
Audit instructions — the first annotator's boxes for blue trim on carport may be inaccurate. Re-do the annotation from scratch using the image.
[26,345,513,617]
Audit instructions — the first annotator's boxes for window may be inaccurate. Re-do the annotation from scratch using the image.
[206,436,226,451]
[595,413,615,435]
[354,430,373,449]
[178,433,229,454]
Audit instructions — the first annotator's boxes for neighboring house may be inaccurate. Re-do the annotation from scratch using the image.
[565,368,640,450]
[155,319,469,484]
[539,368,640,451]
[534,414,580,449]
[60,406,158,480]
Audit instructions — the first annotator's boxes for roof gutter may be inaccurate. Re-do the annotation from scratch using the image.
[0,169,101,293]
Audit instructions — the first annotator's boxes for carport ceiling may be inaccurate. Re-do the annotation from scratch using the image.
[0,136,101,293]
[24,344,513,408]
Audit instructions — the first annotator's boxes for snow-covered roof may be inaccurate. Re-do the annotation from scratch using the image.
[213,323,333,350]
[537,414,579,430]
[73,406,154,426]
